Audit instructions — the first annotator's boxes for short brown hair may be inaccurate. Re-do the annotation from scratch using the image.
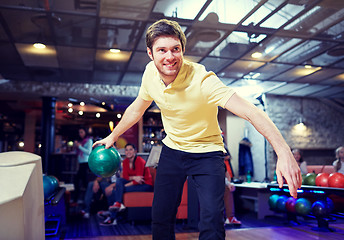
[146,19,186,52]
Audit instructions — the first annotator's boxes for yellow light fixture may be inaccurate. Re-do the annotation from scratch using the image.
[110,48,120,53]
[251,52,262,58]
[33,43,46,49]
[18,141,24,147]
[109,121,114,131]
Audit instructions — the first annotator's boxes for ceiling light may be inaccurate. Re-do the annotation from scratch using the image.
[96,113,100,118]
[109,121,114,131]
[109,49,120,53]
[251,52,262,58]
[68,108,73,113]
[304,64,312,69]
[80,101,85,106]
[117,113,122,118]
[102,102,106,105]
[68,103,73,107]
[78,110,83,115]
[18,141,24,147]
[33,43,46,49]
[251,73,261,79]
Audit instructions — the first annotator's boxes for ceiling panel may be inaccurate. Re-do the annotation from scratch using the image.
[267,82,309,95]
[309,86,344,98]
[16,43,58,67]
[287,84,330,97]
[272,66,322,82]
[57,46,95,70]
[0,0,343,104]
[295,68,344,84]
[99,0,156,20]
[221,60,266,78]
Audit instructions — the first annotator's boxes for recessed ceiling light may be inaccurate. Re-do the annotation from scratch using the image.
[251,52,262,58]
[33,43,46,49]
[109,49,120,53]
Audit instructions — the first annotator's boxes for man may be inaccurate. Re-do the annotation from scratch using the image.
[93,19,301,240]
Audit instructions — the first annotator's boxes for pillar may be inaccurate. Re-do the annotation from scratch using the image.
[41,96,56,174]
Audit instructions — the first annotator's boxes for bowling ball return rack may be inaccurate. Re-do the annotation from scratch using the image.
[44,187,66,238]
[267,183,344,232]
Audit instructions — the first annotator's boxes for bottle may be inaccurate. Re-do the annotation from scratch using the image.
[246,171,252,183]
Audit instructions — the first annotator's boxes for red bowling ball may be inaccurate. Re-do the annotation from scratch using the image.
[328,172,344,188]
[285,197,297,213]
[315,172,329,187]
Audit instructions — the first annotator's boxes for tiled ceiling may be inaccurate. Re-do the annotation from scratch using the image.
[0,0,344,107]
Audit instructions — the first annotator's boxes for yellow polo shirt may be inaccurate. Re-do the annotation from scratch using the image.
[139,60,235,153]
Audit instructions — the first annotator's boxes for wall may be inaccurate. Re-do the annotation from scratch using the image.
[222,95,344,182]
[265,95,344,179]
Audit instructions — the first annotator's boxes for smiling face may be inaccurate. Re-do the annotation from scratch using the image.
[125,144,136,161]
[147,35,184,85]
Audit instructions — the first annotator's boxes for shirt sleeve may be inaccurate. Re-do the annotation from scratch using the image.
[138,63,154,101]
[201,74,235,108]
[78,138,93,155]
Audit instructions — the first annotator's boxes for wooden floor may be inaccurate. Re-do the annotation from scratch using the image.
[64,223,344,240]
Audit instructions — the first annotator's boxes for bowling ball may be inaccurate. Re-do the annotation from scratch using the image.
[295,198,312,216]
[285,197,297,213]
[301,174,307,185]
[43,175,58,199]
[325,197,334,214]
[268,194,280,210]
[303,173,316,186]
[328,172,344,188]
[276,195,289,212]
[315,172,329,187]
[49,175,59,189]
[312,200,329,217]
[88,145,121,177]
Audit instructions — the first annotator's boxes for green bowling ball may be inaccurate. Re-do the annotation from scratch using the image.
[303,173,317,186]
[295,198,312,216]
[268,194,280,210]
[43,175,58,199]
[88,145,121,177]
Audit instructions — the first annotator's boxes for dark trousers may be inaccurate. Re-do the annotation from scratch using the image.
[74,162,89,202]
[152,144,226,240]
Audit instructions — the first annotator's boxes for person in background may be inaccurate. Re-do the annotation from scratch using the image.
[81,172,119,219]
[93,19,301,239]
[100,143,153,226]
[333,146,344,174]
[224,154,241,226]
[73,127,93,203]
[292,149,308,174]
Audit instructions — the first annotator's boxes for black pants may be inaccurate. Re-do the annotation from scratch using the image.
[74,162,89,202]
[152,144,226,240]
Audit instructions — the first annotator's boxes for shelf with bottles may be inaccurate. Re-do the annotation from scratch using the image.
[141,112,165,152]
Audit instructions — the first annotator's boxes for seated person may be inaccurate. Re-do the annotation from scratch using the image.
[100,143,153,226]
[292,149,307,174]
[333,146,344,174]
[81,172,119,219]
[224,155,241,225]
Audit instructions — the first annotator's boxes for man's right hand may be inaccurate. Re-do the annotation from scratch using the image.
[92,134,117,149]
